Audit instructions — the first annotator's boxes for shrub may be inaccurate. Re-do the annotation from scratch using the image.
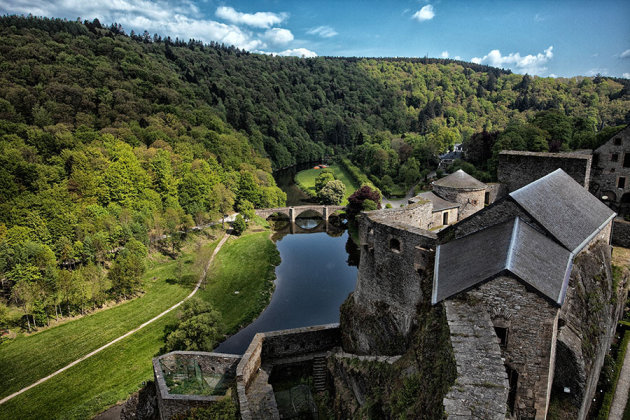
[231,214,247,236]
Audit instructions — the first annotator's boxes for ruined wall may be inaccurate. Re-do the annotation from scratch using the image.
[260,324,341,361]
[375,199,433,230]
[432,185,485,220]
[340,212,437,355]
[589,126,630,205]
[153,352,240,420]
[498,151,592,192]
[553,240,626,420]
[612,217,630,247]
[465,277,560,419]
[443,300,508,419]
[430,207,459,228]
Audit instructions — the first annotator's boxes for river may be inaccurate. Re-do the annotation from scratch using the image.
[214,165,359,354]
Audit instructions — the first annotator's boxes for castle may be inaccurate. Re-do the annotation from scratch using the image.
[152,154,628,419]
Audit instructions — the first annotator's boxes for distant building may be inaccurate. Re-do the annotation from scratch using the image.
[438,143,463,168]
[589,126,630,215]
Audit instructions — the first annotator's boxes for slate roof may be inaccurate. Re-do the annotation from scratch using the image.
[432,217,573,305]
[509,169,616,254]
[416,191,460,212]
[432,169,486,191]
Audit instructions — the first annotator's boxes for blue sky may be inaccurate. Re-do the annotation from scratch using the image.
[1,0,629,78]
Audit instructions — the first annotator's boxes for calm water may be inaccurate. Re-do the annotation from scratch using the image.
[214,219,358,354]
[273,163,319,206]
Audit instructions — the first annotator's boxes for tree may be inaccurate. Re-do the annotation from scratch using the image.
[237,199,255,220]
[318,180,346,205]
[164,297,222,352]
[210,183,235,228]
[108,239,147,298]
[315,169,335,192]
[347,185,382,218]
[362,199,378,211]
[231,214,247,236]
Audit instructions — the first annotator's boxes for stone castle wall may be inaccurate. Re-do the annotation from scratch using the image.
[373,199,433,230]
[590,126,630,204]
[498,151,592,192]
[340,211,436,355]
[612,217,630,247]
[432,185,485,220]
[466,277,559,419]
[430,207,459,228]
[443,300,508,419]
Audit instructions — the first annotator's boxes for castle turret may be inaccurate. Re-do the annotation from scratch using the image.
[432,169,486,220]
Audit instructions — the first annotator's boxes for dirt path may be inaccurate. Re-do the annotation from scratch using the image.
[0,233,230,406]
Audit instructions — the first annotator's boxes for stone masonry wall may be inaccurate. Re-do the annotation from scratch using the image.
[466,276,560,420]
[153,352,241,420]
[340,211,437,355]
[432,185,485,220]
[438,198,545,244]
[374,199,433,230]
[612,217,630,247]
[430,207,459,228]
[589,126,630,205]
[443,300,508,420]
[498,151,592,193]
[485,182,508,205]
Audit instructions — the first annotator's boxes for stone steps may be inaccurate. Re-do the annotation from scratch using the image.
[312,356,327,392]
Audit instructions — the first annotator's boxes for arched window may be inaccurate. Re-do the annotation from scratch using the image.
[389,238,401,253]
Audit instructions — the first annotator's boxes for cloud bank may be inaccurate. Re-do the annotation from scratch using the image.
[471,46,554,75]
[0,1,316,55]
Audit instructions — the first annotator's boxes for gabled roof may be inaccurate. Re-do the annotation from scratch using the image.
[509,169,616,254]
[432,217,573,305]
[416,191,460,212]
[432,169,486,191]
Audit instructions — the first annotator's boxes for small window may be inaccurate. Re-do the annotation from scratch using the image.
[442,212,449,226]
[612,153,619,162]
[614,137,622,146]
[624,153,630,168]
[389,238,401,253]
[494,327,508,348]
[611,168,616,173]
[619,177,626,189]
[484,191,490,205]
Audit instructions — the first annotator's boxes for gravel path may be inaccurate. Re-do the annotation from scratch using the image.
[609,337,630,420]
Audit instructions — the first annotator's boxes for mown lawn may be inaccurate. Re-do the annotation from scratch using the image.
[0,231,221,401]
[196,229,280,336]
[0,225,280,419]
[294,164,359,204]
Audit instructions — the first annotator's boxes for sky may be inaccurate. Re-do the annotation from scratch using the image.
[0,0,629,78]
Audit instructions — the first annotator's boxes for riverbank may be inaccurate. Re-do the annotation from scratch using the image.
[294,164,359,205]
[0,222,281,420]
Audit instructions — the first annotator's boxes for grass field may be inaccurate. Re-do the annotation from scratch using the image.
[0,225,279,419]
[294,164,359,205]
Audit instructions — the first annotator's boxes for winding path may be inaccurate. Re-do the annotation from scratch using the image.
[0,233,231,406]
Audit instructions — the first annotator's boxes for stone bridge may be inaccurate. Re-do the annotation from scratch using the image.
[255,205,345,222]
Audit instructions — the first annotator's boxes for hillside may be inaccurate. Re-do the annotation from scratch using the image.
[0,15,629,326]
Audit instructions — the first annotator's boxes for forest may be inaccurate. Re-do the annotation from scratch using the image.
[0,15,629,328]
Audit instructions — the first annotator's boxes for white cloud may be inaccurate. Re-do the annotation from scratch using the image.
[623,73,630,79]
[412,5,435,22]
[215,6,287,29]
[440,51,448,58]
[548,73,558,78]
[454,55,461,60]
[307,25,338,38]
[264,28,294,45]
[620,49,630,59]
[0,0,300,51]
[277,48,318,58]
[471,46,554,75]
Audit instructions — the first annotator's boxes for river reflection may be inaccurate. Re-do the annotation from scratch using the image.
[214,218,358,354]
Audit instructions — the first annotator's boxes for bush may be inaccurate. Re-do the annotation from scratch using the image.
[363,199,378,211]
[318,180,346,205]
[231,214,247,236]
[385,203,393,209]
[164,297,223,352]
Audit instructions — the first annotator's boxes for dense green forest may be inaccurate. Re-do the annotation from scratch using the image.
[0,15,629,328]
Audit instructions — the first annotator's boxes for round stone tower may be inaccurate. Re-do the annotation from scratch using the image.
[432,169,487,220]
